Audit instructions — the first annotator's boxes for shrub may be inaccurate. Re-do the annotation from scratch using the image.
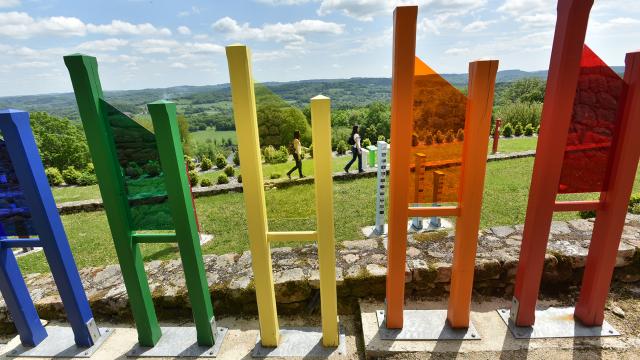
[502,123,513,138]
[224,165,235,177]
[143,161,161,177]
[200,157,213,171]
[536,125,541,134]
[514,123,523,137]
[434,130,445,144]
[524,123,534,136]
[425,132,434,145]
[184,156,196,171]
[378,135,386,142]
[62,166,83,185]
[45,167,64,186]
[270,173,281,179]
[411,133,419,146]
[362,138,372,148]
[215,153,227,169]
[263,145,289,164]
[200,178,213,187]
[308,145,314,158]
[444,130,455,143]
[456,129,464,141]
[217,174,229,184]
[237,174,242,183]
[579,210,596,219]
[124,162,144,179]
[86,163,95,174]
[495,101,543,128]
[632,204,640,215]
[629,194,640,212]
[336,140,348,155]
[233,151,240,166]
[188,170,199,186]
[77,172,97,186]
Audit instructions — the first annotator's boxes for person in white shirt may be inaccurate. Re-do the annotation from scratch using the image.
[344,125,364,173]
[287,130,304,179]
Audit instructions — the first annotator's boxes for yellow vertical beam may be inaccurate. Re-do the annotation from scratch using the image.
[447,59,499,328]
[311,95,339,346]
[225,44,280,346]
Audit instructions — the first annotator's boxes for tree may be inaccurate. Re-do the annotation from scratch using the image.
[500,78,546,104]
[257,104,311,148]
[177,114,193,155]
[29,112,90,171]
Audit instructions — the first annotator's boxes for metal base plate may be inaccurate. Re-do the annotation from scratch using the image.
[375,310,480,340]
[127,326,228,357]
[498,307,620,339]
[252,327,346,358]
[6,326,113,358]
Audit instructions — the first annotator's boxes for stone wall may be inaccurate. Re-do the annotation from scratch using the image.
[1,213,638,334]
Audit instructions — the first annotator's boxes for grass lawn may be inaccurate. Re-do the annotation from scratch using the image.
[21,155,640,274]
[191,128,237,145]
[50,137,539,203]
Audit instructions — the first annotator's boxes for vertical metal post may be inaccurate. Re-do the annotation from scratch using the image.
[492,118,501,154]
[574,51,640,325]
[311,95,339,346]
[65,54,161,346]
[225,45,280,346]
[386,5,418,329]
[374,141,388,235]
[148,101,217,345]
[430,171,444,228]
[512,0,593,326]
[447,60,499,327]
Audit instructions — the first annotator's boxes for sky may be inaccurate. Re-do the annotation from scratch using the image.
[0,0,639,97]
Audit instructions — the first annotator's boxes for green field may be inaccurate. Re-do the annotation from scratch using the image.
[21,150,640,274]
[191,128,237,145]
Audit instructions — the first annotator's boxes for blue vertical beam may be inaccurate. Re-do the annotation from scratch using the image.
[0,109,99,347]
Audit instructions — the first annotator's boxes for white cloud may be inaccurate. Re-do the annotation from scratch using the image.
[0,0,20,8]
[0,12,86,38]
[318,0,487,21]
[170,62,187,69]
[497,0,552,16]
[445,47,470,55]
[257,0,314,4]
[87,20,171,36]
[178,6,200,17]
[76,38,129,52]
[518,13,556,28]
[177,26,191,35]
[462,20,493,32]
[212,17,344,45]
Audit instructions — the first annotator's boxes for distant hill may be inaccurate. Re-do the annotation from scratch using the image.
[0,67,624,122]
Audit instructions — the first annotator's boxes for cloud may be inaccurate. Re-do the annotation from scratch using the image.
[212,16,344,45]
[87,20,171,36]
[170,62,187,69]
[0,0,19,8]
[256,0,314,4]
[132,39,224,56]
[445,47,470,55]
[318,0,487,21]
[0,12,172,38]
[177,26,191,35]
[178,6,200,17]
[76,38,129,52]
[462,20,493,32]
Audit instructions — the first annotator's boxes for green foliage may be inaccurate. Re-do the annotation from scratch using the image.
[456,129,464,141]
[77,172,97,186]
[377,135,386,142]
[45,167,64,186]
[536,125,541,134]
[256,103,311,148]
[224,165,235,177]
[142,161,161,177]
[434,130,444,144]
[29,112,90,171]
[336,140,348,155]
[631,204,640,215]
[200,157,213,171]
[124,162,144,179]
[237,174,242,183]
[188,170,199,186]
[200,178,213,187]
[263,145,289,164]
[524,123,534,136]
[629,194,640,213]
[498,78,546,105]
[215,153,227,169]
[233,151,240,166]
[62,166,83,185]
[331,127,351,150]
[362,138,372,148]
[217,173,229,184]
[177,114,193,155]
[579,210,596,219]
[444,130,455,143]
[514,123,523,137]
[309,144,314,158]
[495,101,543,128]
[185,155,196,171]
[270,173,281,179]
[502,123,513,138]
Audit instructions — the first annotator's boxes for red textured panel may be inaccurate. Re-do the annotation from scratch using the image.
[558,45,626,193]
[410,57,466,204]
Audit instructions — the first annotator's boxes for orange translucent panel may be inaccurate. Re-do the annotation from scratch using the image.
[558,45,626,193]
[410,57,467,204]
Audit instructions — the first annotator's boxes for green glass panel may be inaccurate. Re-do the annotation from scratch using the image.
[102,100,174,231]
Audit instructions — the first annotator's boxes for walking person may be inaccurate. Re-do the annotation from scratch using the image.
[287,130,304,179]
[344,125,364,173]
